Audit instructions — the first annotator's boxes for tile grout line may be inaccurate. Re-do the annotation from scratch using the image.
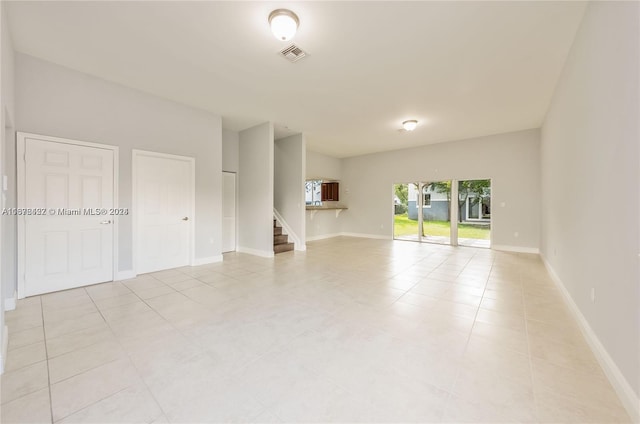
[47,288,133,423]
[442,248,494,417]
[85,278,171,424]
[40,295,55,424]
[521,266,541,421]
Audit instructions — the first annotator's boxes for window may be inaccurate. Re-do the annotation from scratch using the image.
[423,193,431,207]
[305,180,322,205]
[306,180,340,205]
[421,185,432,208]
[466,196,491,220]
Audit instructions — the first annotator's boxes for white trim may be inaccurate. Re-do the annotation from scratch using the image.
[340,232,393,240]
[16,132,119,299]
[417,183,424,242]
[237,246,275,258]
[491,244,539,254]
[1,325,7,374]
[274,208,305,251]
[192,255,223,266]
[114,270,136,281]
[4,291,16,311]
[132,149,196,275]
[306,233,342,242]
[450,179,459,246]
[541,256,640,423]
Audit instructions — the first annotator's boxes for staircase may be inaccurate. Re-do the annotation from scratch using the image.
[274,219,294,254]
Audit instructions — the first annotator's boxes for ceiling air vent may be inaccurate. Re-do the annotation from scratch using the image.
[280,44,307,63]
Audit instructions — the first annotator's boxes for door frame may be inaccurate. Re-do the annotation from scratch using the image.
[457,177,492,248]
[16,132,120,299]
[132,149,195,275]
[391,178,492,248]
[222,171,237,253]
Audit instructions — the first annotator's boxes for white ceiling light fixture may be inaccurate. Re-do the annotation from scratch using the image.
[269,9,300,41]
[402,120,418,131]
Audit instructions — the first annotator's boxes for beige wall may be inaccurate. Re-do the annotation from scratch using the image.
[0,0,16,372]
[340,129,541,249]
[15,54,223,273]
[222,128,239,173]
[238,122,274,257]
[305,150,344,241]
[540,0,639,410]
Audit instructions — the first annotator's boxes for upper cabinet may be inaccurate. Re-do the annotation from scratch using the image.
[321,182,339,202]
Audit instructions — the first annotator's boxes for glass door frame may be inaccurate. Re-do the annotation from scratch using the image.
[392,179,492,248]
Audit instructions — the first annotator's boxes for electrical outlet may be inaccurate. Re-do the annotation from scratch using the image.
[590,288,596,303]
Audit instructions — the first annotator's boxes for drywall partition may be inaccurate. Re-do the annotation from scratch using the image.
[340,129,541,250]
[307,149,342,180]
[15,54,223,277]
[274,134,305,250]
[222,128,239,173]
[238,122,274,257]
[306,150,343,241]
[540,1,639,418]
[0,0,15,372]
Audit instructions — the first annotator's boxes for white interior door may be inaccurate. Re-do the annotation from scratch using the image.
[222,172,236,253]
[23,137,114,296]
[135,152,193,274]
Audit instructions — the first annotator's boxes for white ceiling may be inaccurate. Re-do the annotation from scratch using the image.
[6,1,587,158]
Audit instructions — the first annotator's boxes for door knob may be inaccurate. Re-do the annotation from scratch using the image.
[182,217,189,221]
[100,220,111,225]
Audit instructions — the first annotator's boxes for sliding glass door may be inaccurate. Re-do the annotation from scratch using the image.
[420,181,451,245]
[393,179,491,248]
[457,179,491,248]
[393,183,419,241]
[393,181,451,245]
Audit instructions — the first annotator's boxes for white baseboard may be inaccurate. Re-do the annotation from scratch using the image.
[237,246,275,258]
[340,232,393,240]
[306,233,342,242]
[307,232,397,242]
[191,255,223,266]
[115,270,136,281]
[1,324,8,374]
[541,255,640,422]
[492,244,540,254]
[294,244,307,251]
[4,291,16,311]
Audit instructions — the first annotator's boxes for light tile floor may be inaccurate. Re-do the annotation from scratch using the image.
[395,235,491,248]
[1,237,631,423]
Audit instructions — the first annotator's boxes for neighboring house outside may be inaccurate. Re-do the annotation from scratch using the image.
[406,184,491,222]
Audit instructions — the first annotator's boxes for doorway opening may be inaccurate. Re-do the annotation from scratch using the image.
[393,179,491,248]
[457,179,491,248]
[393,181,451,245]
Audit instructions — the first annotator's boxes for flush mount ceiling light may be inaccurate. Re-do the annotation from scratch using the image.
[269,9,300,41]
[402,120,418,131]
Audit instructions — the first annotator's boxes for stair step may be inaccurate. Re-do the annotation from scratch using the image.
[274,242,294,254]
[273,226,282,236]
[274,234,289,245]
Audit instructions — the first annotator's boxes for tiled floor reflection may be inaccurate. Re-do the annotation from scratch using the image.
[1,237,631,423]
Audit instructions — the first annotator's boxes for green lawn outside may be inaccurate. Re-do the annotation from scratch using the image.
[394,214,490,239]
